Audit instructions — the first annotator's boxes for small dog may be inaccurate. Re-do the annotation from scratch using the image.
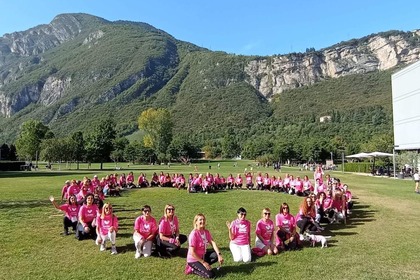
[305,233,331,248]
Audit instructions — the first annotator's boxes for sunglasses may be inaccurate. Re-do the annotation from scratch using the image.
[263,212,271,215]
[143,209,151,213]
[282,207,289,210]
[239,212,247,216]
[167,208,175,211]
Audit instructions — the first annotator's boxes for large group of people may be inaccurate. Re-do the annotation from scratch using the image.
[49,165,354,278]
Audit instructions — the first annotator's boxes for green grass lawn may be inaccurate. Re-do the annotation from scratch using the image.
[1,160,419,280]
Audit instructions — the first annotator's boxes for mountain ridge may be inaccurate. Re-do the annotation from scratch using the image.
[0,13,418,144]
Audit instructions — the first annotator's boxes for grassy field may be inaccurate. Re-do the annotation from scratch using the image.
[0,160,419,280]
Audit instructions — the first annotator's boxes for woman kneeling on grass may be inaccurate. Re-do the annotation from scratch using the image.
[49,194,80,236]
[156,204,187,257]
[76,193,100,241]
[96,203,118,255]
[276,203,300,250]
[185,214,224,278]
[133,205,158,259]
[254,208,278,256]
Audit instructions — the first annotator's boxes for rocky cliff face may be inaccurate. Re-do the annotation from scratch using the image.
[245,30,420,99]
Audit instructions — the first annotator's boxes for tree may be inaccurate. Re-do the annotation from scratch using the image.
[68,131,86,170]
[221,130,240,158]
[15,120,51,161]
[85,119,117,170]
[138,108,173,162]
[168,136,200,163]
[0,144,10,160]
[40,138,70,165]
[111,137,129,166]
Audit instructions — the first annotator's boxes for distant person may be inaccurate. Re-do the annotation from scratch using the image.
[414,170,420,193]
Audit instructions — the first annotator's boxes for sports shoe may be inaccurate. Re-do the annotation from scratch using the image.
[111,245,117,255]
[100,244,106,251]
[135,250,141,259]
[184,264,194,275]
[299,234,304,241]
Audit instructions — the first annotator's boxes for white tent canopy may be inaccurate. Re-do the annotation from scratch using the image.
[346,152,371,159]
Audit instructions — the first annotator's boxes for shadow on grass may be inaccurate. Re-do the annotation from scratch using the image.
[0,199,50,209]
[0,171,94,179]
[217,261,277,276]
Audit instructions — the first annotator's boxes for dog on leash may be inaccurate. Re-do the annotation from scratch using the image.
[305,233,331,248]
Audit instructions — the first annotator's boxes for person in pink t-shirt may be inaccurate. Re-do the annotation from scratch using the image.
[245,172,253,190]
[133,205,158,258]
[226,207,251,263]
[185,214,224,278]
[76,193,100,241]
[156,204,187,257]
[49,194,80,236]
[227,174,234,190]
[296,197,323,240]
[276,203,299,250]
[343,184,353,214]
[235,174,243,190]
[255,208,278,256]
[61,180,71,201]
[67,180,80,198]
[96,203,118,255]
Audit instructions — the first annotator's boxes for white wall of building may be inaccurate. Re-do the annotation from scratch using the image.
[391,60,420,150]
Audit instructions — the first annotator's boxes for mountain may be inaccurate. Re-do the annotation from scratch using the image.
[0,13,419,144]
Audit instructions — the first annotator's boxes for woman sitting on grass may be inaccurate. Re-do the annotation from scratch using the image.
[49,194,80,236]
[185,213,224,278]
[254,208,278,256]
[96,202,118,255]
[226,207,252,263]
[133,205,158,259]
[329,191,346,224]
[296,197,323,240]
[76,193,100,241]
[276,202,299,250]
[156,204,187,257]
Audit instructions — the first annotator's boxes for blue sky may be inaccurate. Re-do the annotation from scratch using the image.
[1,0,419,56]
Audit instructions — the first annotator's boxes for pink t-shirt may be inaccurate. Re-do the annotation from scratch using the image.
[332,199,344,211]
[256,176,263,184]
[294,180,303,192]
[236,177,243,184]
[159,216,179,236]
[246,176,253,184]
[275,213,296,234]
[323,197,333,209]
[59,204,80,222]
[127,174,134,183]
[78,204,99,223]
[229,219,251,245]
[97,214,119,235]
[61,185,69,199]
[67,185,80,197]
[187,229,213,263]
[255,219,274,242]
[134,216,157,239]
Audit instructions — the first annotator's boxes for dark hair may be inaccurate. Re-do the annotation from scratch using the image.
[142,205,152,211]
[237,207,247,214]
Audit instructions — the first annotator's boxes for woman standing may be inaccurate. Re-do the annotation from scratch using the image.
[156,204,187,257]
[96,203,118,255]
[226,207,251,263]
[49,194,80,235]
[133,205,158,258]
[185,214,224,278]
[255,208,278,255]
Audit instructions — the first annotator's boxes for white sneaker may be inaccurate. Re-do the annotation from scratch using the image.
[111,245,117,255]
[299,234,304,241]
[135,250,141,259]
[100,244,106,251]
